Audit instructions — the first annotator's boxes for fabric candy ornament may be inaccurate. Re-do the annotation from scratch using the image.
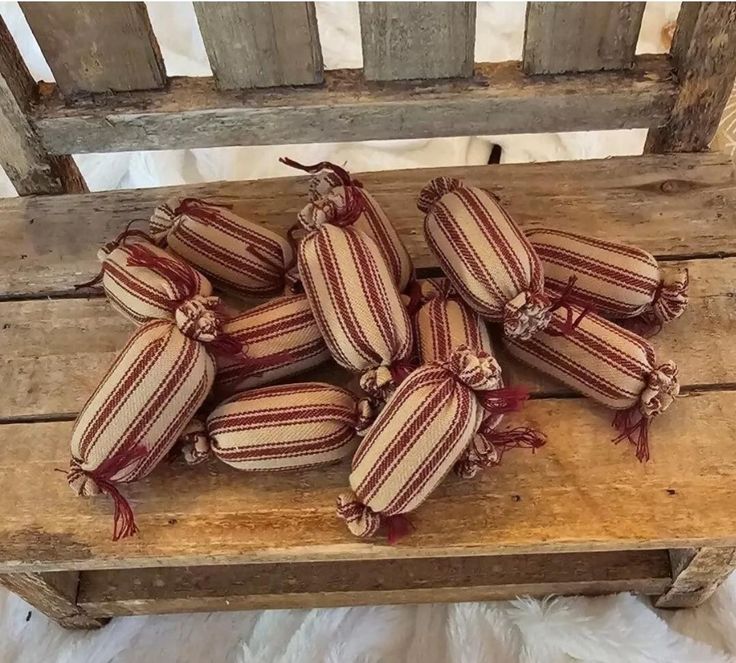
[527,228,689,336]
[419,177,585,340]
[504,305,680,462]
[68,320,218,540]
[150,197,295,297]
[413,280,545,478]
[297,194,414,400]
[215,294,331,398]
[281,158,414,291]
[337,347,530,539]
[193,383,374,471]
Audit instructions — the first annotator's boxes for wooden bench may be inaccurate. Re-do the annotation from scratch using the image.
[1,2,736,628]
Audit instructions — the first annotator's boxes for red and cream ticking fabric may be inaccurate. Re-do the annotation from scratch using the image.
[150,197,294,297]
[414,283,544,478]
[420,177,557,340]
[281,159,414,291]
[68,320,216,540]
[91,238,213,325]
[204,383,373,472]
[337,347,533,539]
[215,294,331,397]
[528,228,689,335]
[297,205,414,400]
[504,305,680,462]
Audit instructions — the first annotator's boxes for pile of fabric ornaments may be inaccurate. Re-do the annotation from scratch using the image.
[67,160,689,542]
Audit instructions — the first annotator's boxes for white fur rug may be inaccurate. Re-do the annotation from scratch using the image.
[3,577,736,663]
[4,2,736,661]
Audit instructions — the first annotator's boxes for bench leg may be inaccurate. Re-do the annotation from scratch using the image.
[656,547,736,609]
[0,571,108,629]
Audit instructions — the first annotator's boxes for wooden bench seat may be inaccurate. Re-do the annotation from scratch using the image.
[1,153,736,623]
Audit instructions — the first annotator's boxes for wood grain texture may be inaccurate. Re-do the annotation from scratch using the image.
[193,2,323,89]
[656,547,736,608]
[359,2,475,81]
[2,152,733,299]
[20,2,165,96]
[30,56,675,153]
[646,2,736,152]
[1,257,732,421]
[77,550,672,615]
[1,390,735,572]
[0,572,106,628]
[523,2,645,75]
[0,17,85,195]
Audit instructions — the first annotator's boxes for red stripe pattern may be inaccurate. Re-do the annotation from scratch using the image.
[297,216,413,400]
[68,321,216,535]
[419,177,552,340]
[528,228,689,331]
[99,240,212,324]
[504,305,679,459]
[206,383,373,472]
[337,347,503,538]
[150,197,294,297]
[215,294,331,397]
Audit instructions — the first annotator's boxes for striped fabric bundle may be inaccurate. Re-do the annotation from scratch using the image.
[281,158,414,291]
[81,236,213,325]
[504,305,680,462]
[215,294,331,397]
[297,201,414,400]
[337,347,530,539]
[419,177,562,340]
[528,228,689,336]
[68,320,217,540]
[414,280,545,478]
[150,197,295,297]
[203,383,373,471]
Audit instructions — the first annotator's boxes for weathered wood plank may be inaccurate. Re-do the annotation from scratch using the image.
[1,391,735,572]
[0,571,106,628]
[30,55,675,153]
[359,2,475,81]
[1,257,731,420]
[20,2,165,96]
[656,547,736,608]
[2,153,733,299]
[77,550,672,615]
[193,2,322,89]
[523,2,645,75]
[0,17,85,195]
[646,2,736,152]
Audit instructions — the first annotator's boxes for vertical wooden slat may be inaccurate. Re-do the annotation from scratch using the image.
[0,572,106,629]
[359,2,476,81]
[645,2,736,153]
[193,2,323,89]
[20,2,166,96]
[523,2,645,75]
[0,16,85,195]
[656,548,736,608]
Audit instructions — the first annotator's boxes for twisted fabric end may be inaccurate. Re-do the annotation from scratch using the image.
[455,426,546,479]
[179,419,211,465]
[279,157,358,195]
[652,269,690,325]
[445,346,503,392]
[297,187,365,231]
[354,398,375,436]
[612,360,679,462]
[503,290,553,340]
[360,361,415,401]
[417,176,463,214]
[336,492,382,538]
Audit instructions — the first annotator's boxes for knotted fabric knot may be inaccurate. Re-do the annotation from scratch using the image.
[175,295,224,343]
[640,361,680,418]
[297,186,365,231]
[360,365,394,400]
[336,492,382,538]
[179,419,211,465]
[503,290,553,340]
[354,398,375,436]
[455,434,500,479]
[417,176,463,214]
[444,346,503,392]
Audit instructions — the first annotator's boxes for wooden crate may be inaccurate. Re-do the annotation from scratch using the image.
[1,2,736,628]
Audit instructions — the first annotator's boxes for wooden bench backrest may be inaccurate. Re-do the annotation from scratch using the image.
[1,2,735,196]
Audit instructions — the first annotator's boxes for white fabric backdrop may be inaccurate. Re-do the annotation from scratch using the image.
[5,3,735,662]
